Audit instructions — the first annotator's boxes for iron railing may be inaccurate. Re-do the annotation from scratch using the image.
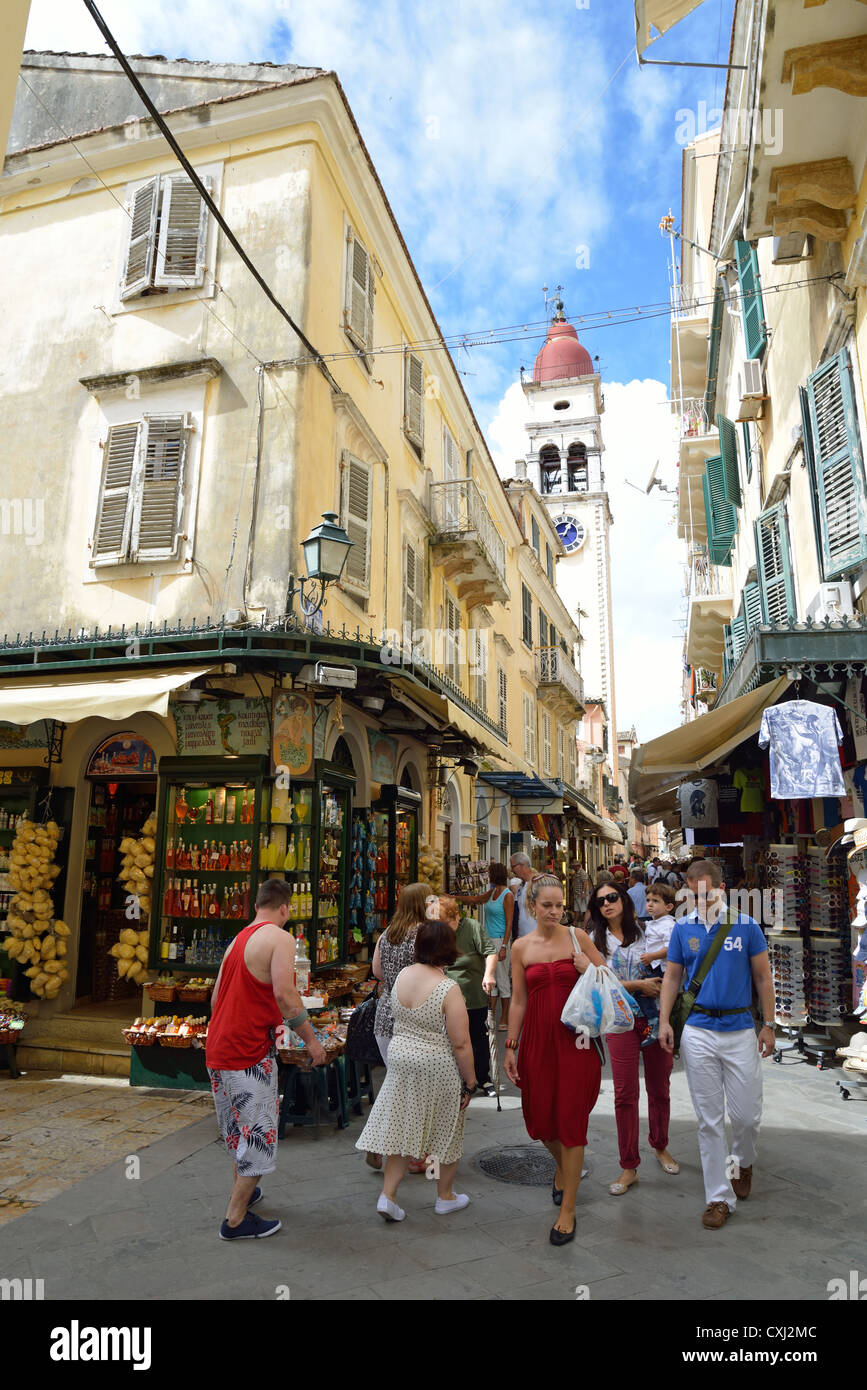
[428,479,507,588]
[535,646,585,707]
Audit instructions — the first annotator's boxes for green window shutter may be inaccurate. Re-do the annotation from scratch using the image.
[735,239,767,359]
[806,348,867,579]
[743,581,763,633]
[741,421,753,483]
[755,505,795,625]
[717,413,741,507]
[539,610,548,648]
[521,584,533,646]
[722,624,733,681]
[730,611,748,663]
[702,454,737,565]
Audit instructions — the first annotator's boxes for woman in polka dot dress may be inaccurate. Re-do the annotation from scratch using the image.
[357,919,478,1222]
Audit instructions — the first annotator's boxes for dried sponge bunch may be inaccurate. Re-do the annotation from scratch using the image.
[3,820,70,1000]
[108,813,157,988]
[418,843,444,894]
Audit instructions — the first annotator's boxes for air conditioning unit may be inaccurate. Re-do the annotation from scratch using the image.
[737,359,766,421]
[807,581,855,625]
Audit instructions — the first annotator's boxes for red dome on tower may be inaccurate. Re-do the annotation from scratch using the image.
[533,301,593,383]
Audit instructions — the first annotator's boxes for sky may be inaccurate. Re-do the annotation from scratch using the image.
[23,0,736,740]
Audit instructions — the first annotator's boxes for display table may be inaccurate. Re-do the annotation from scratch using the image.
[129,1041,210,1091]
[277,1048,350,1136]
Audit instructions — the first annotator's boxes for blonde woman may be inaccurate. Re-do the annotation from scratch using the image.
[369,881,433,1173]
[505,873,604,1246]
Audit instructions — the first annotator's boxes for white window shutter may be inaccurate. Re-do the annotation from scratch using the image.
[557,726,565,780]
[341,455,372,592]
[443,425,460,480]
[344,232,373,350]
[404,352,425,448]
[542,711,551,775]
[445,591,461,681]
[497,665,508,734]
[155,174,211,289]
[523,693,537,764]
[403,541,425,636]
[132,415,187,559]
[120,179,159,300]
[93,423,140,560]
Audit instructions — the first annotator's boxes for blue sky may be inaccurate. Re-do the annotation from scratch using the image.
[25,0,737,740]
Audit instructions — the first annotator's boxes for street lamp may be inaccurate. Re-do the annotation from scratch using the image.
[286,512,354,618]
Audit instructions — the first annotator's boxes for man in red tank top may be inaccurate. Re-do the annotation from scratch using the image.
[206,878,326,1240]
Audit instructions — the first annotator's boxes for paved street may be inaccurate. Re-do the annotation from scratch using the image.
[2,1054,864,1302]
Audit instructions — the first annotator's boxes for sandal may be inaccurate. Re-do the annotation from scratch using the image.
[654,1151,680,1175]
[365,1152,382,1171]
[407,1158,428,1174]
[608,1174,639,1196]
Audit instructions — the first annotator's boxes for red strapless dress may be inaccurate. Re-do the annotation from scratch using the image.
[518,959,602,1148]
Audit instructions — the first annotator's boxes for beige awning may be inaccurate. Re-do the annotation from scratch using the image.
[571,802,623,843]
[635,0,707,55]
[0,667,214,725]
[630,676,790,817]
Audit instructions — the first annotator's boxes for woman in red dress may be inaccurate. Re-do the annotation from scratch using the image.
[505,873,605,1246]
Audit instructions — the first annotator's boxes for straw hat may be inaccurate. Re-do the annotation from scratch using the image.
[835,818,867,858]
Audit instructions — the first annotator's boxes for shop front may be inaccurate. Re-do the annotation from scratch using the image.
[630,669,867,1056]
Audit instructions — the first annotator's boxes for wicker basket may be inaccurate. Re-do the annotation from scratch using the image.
[278,1041,344,1070]
[122,1028,155,1047]
[159,1033,193,1048]
[176,986,210,1004]
[0,1028,23,1046]
[146,984,177,1003]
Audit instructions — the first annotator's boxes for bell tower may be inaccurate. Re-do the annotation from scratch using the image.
[520,299,617,751]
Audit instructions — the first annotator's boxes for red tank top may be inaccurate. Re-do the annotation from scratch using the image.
[205,922,284,1070]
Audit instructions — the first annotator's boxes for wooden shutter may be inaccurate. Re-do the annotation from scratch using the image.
[806,348,867,578]
[404,352,425,448]
[730,610,748,663]
[341,455,372,591]
[523,693,537,763]
[403,541,424,636]
[133,415,187,559]
[735,239,767,359]
[539,610,548,648]
[120,178,159,300]
[445,591,460,681]
[722,623,734,681]
[531,516,540,556]
[93,422,140,559]
[541,711,551,775]
[557,725,565,779]
[743,581,763,633]
[567,732,576,785]
[755,505,795,625]
[154,174,211,288]
[344,232,373,350]
[497,665,507,733]
[717,412,741,507]
[546,543,554,583]
[702,454,737,565]
[521,584,533,646]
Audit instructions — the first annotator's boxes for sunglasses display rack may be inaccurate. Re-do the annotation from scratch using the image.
[768,932,809,1027]
[806,848,849,937]
[807,936,851,1026]
[766,844,807,933]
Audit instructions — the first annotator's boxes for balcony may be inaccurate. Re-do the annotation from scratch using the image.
[685,550,732,672]
[428,479,509,609]
[670,283,711,403]
[535,645,585,720]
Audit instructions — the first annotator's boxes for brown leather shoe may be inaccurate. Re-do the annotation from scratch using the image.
[731,1165,752,1200]
[702,1201,731,1229]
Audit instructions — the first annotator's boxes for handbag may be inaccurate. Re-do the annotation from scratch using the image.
[344,977,383,1064]
[560,929,640,1038]
[669,914,733,1052]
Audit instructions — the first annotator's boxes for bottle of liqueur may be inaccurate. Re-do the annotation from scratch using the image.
[284,834,297,872]
[207,884,219,920]
[165,836,175,870]
[160,924,171,962]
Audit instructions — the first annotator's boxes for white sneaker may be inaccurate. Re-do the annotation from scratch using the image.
[435,1193,470,1215]
[377,1194,405,1222]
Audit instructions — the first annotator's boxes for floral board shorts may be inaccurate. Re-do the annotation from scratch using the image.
[208,1049,279,1178]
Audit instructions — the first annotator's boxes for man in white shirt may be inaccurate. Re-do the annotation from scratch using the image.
[509,852,537,939]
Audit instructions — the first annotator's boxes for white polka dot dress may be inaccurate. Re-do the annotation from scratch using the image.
[356,973,465,1165]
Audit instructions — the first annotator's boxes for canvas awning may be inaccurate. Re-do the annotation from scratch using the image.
[630,676,790,817]
[635,0,706,55]
[0,667,214,726]
[568,801,623,843]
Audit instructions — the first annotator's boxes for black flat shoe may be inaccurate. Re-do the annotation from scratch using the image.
[552,1180,563,1207]
[550,1222,575,1246]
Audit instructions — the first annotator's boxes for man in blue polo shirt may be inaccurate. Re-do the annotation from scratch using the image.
[659,859,776,1230]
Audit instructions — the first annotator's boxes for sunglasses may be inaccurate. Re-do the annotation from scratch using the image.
[596,892,621,906]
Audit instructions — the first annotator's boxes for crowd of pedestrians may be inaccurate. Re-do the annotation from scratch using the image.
[204,850,776,1246]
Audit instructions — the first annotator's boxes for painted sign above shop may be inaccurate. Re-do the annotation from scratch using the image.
[0,721,50,750]
[368,729,398,783]
[87,733,157,777]
[172,698,270,758]
[272,691,314,778]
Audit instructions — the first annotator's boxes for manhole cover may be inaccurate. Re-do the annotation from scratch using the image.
[474,1145,556,1186]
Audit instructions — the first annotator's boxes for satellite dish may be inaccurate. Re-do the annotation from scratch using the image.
[645,460,660,494]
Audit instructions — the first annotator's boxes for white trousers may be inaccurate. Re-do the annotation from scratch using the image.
[679,1024,763,1209]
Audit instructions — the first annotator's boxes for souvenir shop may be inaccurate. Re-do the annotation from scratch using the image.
[631,674,867,1063]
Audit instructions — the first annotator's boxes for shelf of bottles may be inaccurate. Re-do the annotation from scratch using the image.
[155,780,259,972]
[259,782,316,968]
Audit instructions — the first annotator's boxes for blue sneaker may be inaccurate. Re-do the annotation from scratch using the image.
[247,1186,263,1209]
[219,1212,281,1241]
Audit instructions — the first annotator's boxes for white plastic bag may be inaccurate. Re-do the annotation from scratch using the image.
[561,964,639,1037]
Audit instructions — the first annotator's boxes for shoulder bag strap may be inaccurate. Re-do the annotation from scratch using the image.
[683,913,732,1006]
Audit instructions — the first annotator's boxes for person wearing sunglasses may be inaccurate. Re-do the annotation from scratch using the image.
[587,884,678,1197]
[659,859,776,1230]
